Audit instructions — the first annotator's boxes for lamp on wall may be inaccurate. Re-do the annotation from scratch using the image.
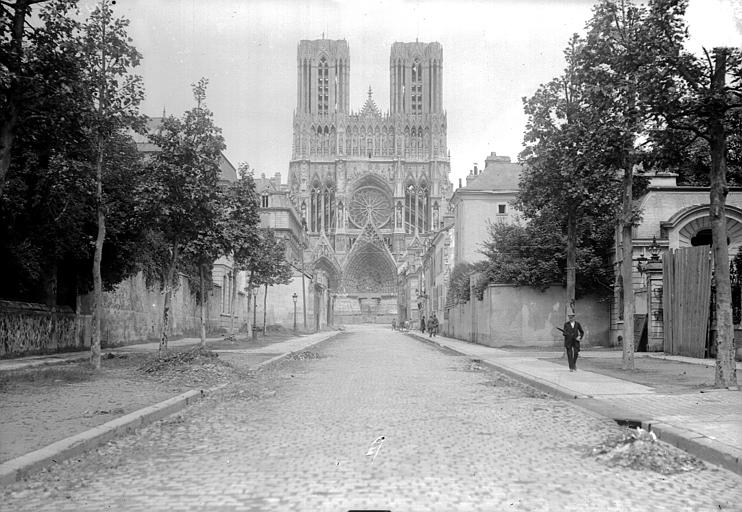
[636,253,648,275]
[292,292,298,333]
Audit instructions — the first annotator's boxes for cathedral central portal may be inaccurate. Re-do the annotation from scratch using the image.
[289,38,452,324]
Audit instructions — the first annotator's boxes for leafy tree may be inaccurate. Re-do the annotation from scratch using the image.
[223,163,260,335]
[0,1,146,317]
[239,229,292,336]
[639,0,742,387]
[513,1,658,369]
[140,78,225,354]
[445,262,478,306]
[575,0,653,369]
[181,187,227,349]
[0,0,91,303]
[0,0,57,194]
[518,33,624,321]
[80,0,144,369]
[478,222,564,292]
[259,231,293,335]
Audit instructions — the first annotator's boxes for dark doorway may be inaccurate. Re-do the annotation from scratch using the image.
[691,229,713,247]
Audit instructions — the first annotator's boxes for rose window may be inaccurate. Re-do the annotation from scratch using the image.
[349,187,392,227]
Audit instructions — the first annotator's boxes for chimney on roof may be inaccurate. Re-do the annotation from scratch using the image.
[466,168,476,185]
[473,163,479,175]
[458,178,462,189]
[486,152,512,166]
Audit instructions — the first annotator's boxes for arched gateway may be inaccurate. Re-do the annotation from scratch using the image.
[289,38,453,324]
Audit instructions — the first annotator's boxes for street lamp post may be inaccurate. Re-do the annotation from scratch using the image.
[292,292,298,333]
[252,287,258,341]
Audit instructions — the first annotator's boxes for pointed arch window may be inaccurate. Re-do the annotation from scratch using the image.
[417,182,429,232]
[310,185,320,232]
[404,184,416,234]
[411,59,423,114]
[318,57,329,115]
[310,183,335,233]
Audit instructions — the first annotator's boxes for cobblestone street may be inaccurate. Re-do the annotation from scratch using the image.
[2,327,740,511]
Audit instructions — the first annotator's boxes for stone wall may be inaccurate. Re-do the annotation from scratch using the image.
[78,272,250,347]
[443,284,610,347]
[0,301,90,358]
[1,271,254,357]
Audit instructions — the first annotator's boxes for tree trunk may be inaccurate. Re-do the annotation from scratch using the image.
[262,283,268,336]
[159,245,178,354]
[230,267,239,335]
[44,260,58,307]
[246,272,254,335]
[91,140,106,370]
[621,166,635,370]
[199,263,206,349]
[563,206,577,358]
[566,206,577,316]
[0,0,33,194]
[709,49,737,388]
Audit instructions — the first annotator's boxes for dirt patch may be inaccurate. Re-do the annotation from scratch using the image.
[591,427,706,475]
[205,331,298,351]
[0,354,185,463]
[541,355,716,393]
[285,351,322,361]
[0,347,248,464]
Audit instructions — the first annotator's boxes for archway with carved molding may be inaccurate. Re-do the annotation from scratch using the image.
[662,205,742,254]
[341,221,397,295]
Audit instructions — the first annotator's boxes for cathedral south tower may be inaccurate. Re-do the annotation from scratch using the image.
[289,38,452,324]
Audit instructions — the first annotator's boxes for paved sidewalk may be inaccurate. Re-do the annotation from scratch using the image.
[0,331,343,374]
[0,336,224,373]
[407,331,742,476]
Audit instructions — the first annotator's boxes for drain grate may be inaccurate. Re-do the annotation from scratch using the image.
[614,418,643,429]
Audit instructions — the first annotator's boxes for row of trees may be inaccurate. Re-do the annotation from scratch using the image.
[1,1,293,368]
[478,0,740,387]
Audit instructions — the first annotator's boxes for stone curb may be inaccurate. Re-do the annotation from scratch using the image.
[252,332,341,370]
[641,421,742,476]
[413,334,591,401]
[407,332,742,477]
[0,331,342,487]
[0,389,204,486]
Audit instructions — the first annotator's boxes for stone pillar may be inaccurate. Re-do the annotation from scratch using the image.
[645,259,664,352]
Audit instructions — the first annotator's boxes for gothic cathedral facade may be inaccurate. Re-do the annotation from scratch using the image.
[289,39,452,322]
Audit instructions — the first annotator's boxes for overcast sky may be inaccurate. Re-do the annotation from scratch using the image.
[78,0,741,187]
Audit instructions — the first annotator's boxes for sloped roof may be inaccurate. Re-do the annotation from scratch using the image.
[466,158,522,191]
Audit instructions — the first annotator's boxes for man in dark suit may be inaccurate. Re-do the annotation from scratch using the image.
[562,313,584,372]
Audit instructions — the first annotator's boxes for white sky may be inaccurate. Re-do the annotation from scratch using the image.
[77,0,740,187]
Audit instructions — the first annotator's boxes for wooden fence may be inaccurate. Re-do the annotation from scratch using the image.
[663,246,711,357]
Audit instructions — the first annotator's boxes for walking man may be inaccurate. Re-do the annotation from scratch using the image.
[429,313,439,337]
[562,313,584,372]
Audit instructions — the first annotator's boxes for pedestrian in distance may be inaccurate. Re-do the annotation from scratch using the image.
[429,313,439,337]
[392,318,397,331]
[420,315,426,334]
[562,313,584,372]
